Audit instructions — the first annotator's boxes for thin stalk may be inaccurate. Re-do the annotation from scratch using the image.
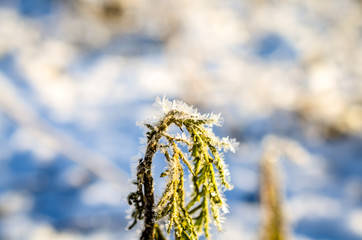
[260,148,287,240]
[141,115,175,240]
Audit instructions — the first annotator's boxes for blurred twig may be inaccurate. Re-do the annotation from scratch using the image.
[0,73,129,195]
[259,136,309,240]
[260,144,288,240]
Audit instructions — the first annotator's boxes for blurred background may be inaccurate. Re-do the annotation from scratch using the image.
[0,0,361,239]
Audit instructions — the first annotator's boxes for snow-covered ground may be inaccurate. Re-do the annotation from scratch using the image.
[0,0,361,239]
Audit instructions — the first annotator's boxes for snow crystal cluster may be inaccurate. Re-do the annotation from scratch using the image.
[138,96,223,127]
[137,97,239,154]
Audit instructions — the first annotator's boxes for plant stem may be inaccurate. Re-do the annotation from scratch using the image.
[260,148,286,240]
[141,136,159,240]
[141,116,173,240]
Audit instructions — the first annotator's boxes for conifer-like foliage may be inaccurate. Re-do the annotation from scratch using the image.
[128,97,238,240]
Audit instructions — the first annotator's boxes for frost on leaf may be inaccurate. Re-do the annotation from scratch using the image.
[128,97,238,240]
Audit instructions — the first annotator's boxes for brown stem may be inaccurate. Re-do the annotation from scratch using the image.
[141,115,174,240]
[140,137,159,240]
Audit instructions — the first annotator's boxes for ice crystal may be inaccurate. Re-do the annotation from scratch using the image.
[140,96,224,128]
